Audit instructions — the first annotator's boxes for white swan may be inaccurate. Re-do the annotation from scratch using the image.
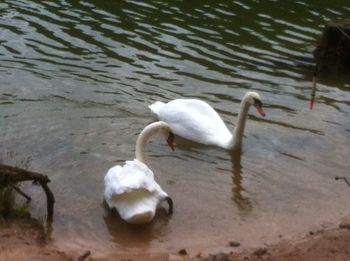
[149,92,265,150]
[104,121,173,225]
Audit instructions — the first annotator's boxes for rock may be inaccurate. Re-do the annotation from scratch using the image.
[339,217,350,230]
[178,248,187,256]
[253,247,267,256]
[228,241,240,247]
[309,231,315,236]
[78,250,91,260]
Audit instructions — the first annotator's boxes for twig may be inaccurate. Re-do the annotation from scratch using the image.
[334,24,350,41]
[10,185,32,203]
[335,177,350,186]
[0,164,55,223]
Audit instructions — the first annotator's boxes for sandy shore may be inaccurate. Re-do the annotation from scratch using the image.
[1,216,350,261]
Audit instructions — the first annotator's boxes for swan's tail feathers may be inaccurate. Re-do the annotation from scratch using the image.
[148,101,165,115]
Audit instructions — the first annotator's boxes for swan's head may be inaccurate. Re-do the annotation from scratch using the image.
[244,92,266,117]
[156,122,176,151]
[136,121,176,162]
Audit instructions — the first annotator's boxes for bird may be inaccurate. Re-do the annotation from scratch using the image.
[104,121,174,225]
[149,91,265,151]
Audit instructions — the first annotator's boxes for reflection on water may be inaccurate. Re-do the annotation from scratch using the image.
[103,201,172,249]
[0,151,33,170]
[1,0,350,255]
[230,149,253,215]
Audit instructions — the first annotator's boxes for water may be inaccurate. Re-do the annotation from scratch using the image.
[1,0,350,256]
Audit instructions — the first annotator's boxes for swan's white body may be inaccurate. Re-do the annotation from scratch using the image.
[104,159,168,224]
[104,121,172,224]
[149,92,264,150]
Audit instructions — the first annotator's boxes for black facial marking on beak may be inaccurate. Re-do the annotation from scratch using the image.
[253,97,263,108]
[167,132,176,151]
[253,98,266,117]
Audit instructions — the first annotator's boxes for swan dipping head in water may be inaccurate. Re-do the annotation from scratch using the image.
[104,121,174,225]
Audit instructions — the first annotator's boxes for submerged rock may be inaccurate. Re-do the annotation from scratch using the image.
[178,248,188,256]
[339,216,350,230]
[228,241,240,247]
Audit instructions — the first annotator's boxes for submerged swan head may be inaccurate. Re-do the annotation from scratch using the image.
[243,91,266,117]
[104,121,174,225]
[135,121,175,163]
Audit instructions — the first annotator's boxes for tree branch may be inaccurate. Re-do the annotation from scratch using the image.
[0,164,55,223]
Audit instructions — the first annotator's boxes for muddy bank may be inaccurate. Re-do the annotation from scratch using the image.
[0,217,74,261]
[191,216,350,261]
[1,216,350,261]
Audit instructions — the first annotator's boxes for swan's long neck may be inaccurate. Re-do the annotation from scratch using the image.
[228,98,251,150]
[135,121,169,163]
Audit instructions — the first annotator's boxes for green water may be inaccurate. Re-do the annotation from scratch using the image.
[1,0,350,256]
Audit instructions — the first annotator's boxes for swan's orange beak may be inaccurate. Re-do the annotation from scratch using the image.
[167,132,176,151]
[256,105,266,117]
[253,98,266,117]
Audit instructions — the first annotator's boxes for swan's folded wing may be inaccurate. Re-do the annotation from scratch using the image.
[104,159,163,196]
[103,159,169,224]
[110,189,160,224]
[149,101,165,115]
[156,99,232,146]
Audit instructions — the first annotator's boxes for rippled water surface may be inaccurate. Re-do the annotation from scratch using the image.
[1,0,350,256]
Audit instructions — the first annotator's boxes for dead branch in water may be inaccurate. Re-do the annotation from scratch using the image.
[335,177,350,187]
[0,164,55,223]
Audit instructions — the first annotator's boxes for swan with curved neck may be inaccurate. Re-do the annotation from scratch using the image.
[149,91,265,150]
[104,121,173,224]
[135,121,174,163]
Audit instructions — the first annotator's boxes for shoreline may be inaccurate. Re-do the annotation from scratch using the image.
[1,215,350,260]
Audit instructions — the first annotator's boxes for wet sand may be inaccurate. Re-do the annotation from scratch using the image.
[1,215,350,261]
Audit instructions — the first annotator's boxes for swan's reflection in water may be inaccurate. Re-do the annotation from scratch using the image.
[229,149,252,215]
[102,200,171,248]
[175,136,253,216]
[163,136,253,216]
